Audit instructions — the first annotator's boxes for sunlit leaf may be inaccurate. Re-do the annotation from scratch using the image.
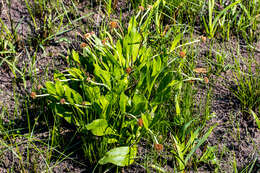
[98,146,136,166]
[55,80,64,97]
[170,33,182,52]
[86,119,113,136]
[250,109,260,129]
[119,92,128,113]
[64,85,83,104]
[94,64,111,88]
[45,81,56,95]
[72,49,80,64]
[141,113,149,130]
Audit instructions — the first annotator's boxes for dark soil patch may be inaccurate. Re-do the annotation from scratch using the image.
[195,38,260,172]
[209,78,260,172]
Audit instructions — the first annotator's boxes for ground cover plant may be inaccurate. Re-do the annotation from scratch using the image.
[0,0,259,172]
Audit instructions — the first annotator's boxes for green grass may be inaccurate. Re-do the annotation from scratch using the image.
[0,0,259,172]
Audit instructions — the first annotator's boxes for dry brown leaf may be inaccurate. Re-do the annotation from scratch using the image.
[193,68,207,73]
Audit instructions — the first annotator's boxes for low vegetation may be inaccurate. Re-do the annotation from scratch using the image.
[0,0,259,172]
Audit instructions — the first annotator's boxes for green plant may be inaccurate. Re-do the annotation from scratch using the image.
[0,1,19,56]
[1,0,259,171]
[170,123,216,172]
[206,48,230,75]
[250,109,260,129]
[0,18,16,55]
[231,1,260,42]
[152,0,205,27]
[24,0,70,47]
[202,0,241,39]
[104,0,113,16]
[229,57,260,114]
[41,16,183,167]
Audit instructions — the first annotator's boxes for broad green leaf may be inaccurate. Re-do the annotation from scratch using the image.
[141,113,149,130]
[45,81,56,95]
[55,80,64,97]
[152,56,161,77]
[64,85,83,104]
[68,68,84,80]
[138,47,151,65]
[72,49,80,64]
[150,164,166,173]
[119,92,128,113]
[116,77,129,93]
[94,64,111,88]
[85,86,100,102]
[129,33,142,64]
[54,73,66,80]
[64,86,74,104]
[99,95,109,119]
[157,73,174,93]
[132,93,148,115]
[152,87,172,105]
[72,91,83,105]
[170,33,182,52]
[148,73,160,98]
[183,128,200,154]
[146,63,151,95]
[123,35,131,67]
[55,104,73,124]
[180,120,195,141]
[98,146,136,166]
[128,17,137,34]
[86,119,113,136]
[202,16,209,34]
[103,48,119,67]
[125,17,142,66]
[136,67,147,89]
[115,40,125,66]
